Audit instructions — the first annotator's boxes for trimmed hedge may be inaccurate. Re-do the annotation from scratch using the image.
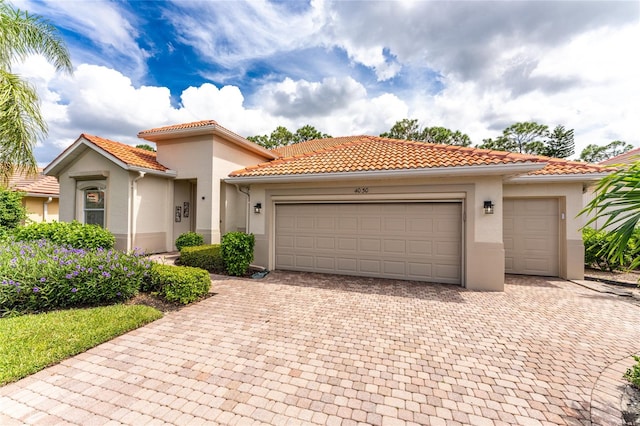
[146,263,211,304]
[14,221,115,250]
[221,232,255,276]
[175,232,204,251]
[179,244,225,273]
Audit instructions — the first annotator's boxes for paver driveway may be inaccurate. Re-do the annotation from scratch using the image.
[1,273,639,425]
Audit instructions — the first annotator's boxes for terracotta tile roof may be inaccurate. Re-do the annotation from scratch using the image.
[230,136,606,177]
[138,120,218,135]
[82,134,168,172]
[8,168,59,196]
[599,146,640,165]
[271,136,367,157]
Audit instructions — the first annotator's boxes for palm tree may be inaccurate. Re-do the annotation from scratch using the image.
[582,160,640,270]
[0,0,72,184]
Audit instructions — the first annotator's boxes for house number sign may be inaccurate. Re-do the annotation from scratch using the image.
[354,187,369,194]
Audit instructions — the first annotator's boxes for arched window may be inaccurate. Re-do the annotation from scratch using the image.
[84,188,105,227]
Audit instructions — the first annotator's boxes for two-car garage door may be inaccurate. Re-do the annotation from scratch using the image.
[275,203,462,284]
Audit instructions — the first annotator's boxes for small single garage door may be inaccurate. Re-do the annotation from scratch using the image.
[275,202,462,284]
[503,198,559,276]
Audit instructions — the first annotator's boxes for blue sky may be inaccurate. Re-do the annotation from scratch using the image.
[11,0,640,165]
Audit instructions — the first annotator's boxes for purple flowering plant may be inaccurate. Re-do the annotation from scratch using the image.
[0,239,151,316]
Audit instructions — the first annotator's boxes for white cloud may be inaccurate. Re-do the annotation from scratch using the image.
[15,0,148,79]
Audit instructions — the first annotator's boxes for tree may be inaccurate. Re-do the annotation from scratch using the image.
[135,144,156,152]
[0,186,26,236]
[580,140,634,163]
[581,161,640,270]
[380,119,472,147]
[380,118,423,140]
[493,121,549,155]
[542,125,574,158]
[0,0,72,184]
[477,121,576,159]
[247,125,332,150]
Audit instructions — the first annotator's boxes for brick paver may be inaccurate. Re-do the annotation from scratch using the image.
[1,273,639,425]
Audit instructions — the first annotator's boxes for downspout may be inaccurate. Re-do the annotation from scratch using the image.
[43,197,53,222]
[235,184,250,233]
[128,171,146,252]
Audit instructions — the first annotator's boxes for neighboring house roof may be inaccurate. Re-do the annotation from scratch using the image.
[7,168,59,197]
[599,146,640,165]
[45,134,176,178]
[138,120,277,160]
[229,136,606,180]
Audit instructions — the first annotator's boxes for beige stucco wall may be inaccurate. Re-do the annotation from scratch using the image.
[503,181,585,280]
[155,134,272,245]
[133,173,172,253]
[23,197,59,223]
[237,176,587,290]
[55,149,131,251]
[243,175,506,291]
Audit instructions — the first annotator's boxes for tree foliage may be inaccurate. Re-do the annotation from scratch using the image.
[247,125,332,149]
[0,186,26,235]
[380,118,471,147]
[0,1,72,184]
[581,161,640,271]
[135,144,155,152]
[579,140,634,163]
[477,121,574,158]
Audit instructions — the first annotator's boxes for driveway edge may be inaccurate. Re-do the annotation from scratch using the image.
[591,354,637,425]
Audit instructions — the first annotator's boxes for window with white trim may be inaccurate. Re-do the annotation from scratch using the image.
[84,188,105,227]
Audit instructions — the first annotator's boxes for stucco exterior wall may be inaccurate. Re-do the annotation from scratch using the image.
[23,197,59,223]
[244,175,506,291]
[503,181,585,280]
[155,134,272,245]
[133,174,172,253]
[55,149,130,251]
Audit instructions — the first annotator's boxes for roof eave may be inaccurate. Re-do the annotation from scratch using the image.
[24,192,59,198]
[137,125,277,160]
[225,162,546,184]
[44,136,176,178]
[505,173,610,183]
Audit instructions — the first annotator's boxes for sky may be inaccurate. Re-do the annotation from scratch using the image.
[11,0,640,165]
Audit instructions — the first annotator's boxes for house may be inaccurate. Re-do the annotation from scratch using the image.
[6,168,59,223]
[45,120,607,291]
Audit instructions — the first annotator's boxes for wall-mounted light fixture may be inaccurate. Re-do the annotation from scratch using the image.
[254,202,262,214]
[483,200,494,215]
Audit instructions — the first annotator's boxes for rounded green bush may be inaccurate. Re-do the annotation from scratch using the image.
[221,232,255,276]
[148,263,211,304]
[175,232,204,251]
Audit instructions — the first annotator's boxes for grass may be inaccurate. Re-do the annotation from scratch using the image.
[0,304,162,385]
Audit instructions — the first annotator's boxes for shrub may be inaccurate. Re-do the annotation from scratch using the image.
[0,240,151,316]
[624,355,640,389]
[14,221,115,250]
[0,188,27,233]
[175,232,204,251]
[221,232,255,276]
[179,245,225,273]
[583,227,639,271]
[147,263,211,304]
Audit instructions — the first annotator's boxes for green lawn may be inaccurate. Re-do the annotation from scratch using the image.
[0,304,162,385]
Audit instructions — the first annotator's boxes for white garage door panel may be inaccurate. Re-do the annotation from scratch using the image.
[275,203,462,284]
[503,198,559,276]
